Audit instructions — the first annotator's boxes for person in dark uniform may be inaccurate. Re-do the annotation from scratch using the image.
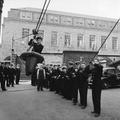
[49,65,59,91]
[15,64,21,85]
[59,66,68,97]
[66,61,76,100]
[43,65,49,89]
[31,69,37,86]
[28,36,44,54]
[90,59,103,117]
[36,63,45,91]
[4,63,10,87]
[72,61,80,105]
[54,65,62,94]
[72,61,89,109]
[45,65,52,89]
[9,64,16,87]
[0,62,7,91]
[78,63,89,109]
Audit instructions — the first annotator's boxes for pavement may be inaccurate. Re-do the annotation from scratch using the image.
[0,81,119,120]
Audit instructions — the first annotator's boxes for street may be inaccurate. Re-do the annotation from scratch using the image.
[0,81,120,120]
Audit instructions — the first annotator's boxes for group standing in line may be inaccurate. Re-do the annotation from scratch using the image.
[33,59,103,117]
[0,62,21,91]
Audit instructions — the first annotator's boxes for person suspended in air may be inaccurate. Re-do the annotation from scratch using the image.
[27,36,44,54]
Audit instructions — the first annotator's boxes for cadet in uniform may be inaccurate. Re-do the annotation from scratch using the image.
[90,59,103,117]
[49,65,59,91]
[78,63,89,109]
[0,62,7,91]
[9,64,16,87]
[4,63,10,87]
[66,61,75,100]
[36,63,45,91]
[58,65,67,97]
[15,64,21,85]
[72,61,89,109]
[72,61,80,105]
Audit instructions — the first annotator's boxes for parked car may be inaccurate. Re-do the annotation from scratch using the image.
[88,67,120,89]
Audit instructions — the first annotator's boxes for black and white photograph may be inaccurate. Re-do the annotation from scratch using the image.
[0,0,120,119]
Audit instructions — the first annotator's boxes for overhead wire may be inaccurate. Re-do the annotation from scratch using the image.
[37,0,51,31]
[35,0,48,32]
[13,0,51,41]
[91,18,120,62]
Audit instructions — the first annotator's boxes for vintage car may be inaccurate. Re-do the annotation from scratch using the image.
[88,67,120,89]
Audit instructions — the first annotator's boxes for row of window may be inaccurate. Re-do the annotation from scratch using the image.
[22,28,118,50]
[51,32,118,50]
[19,11,118,31]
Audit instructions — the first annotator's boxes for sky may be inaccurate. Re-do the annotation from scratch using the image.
[2,0,120,20]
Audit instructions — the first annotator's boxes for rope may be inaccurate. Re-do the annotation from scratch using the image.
[37,0,52,31]
[35,0,48,32]
[12,0,51,41]
[91,18,120,62]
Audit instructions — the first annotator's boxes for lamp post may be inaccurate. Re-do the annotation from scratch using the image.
[0,0,4,37]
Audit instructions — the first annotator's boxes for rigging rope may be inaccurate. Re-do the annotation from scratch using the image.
[35,0,48,32]
[13,0,51,41]
[36,0,51,31]
[91,18,120,62]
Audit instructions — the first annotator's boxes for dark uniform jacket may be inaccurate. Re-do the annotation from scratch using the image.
[67,67,76,79]
[3,67,9,79]
[9,67,16,79]
[37,68,45,84]
[92,64,103,87]
[28,39,44,54]
[0,66,3,80]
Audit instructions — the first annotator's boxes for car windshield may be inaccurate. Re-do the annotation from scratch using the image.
[103,68,115,75]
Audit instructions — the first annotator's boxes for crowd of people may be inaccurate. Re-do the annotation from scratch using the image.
[0,62,21,91]
[8,35,103,117]
[32,59,103,117]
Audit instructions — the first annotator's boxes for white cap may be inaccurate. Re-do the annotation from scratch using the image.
[36,63,43,68]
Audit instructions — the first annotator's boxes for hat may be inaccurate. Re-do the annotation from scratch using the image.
[36,36,43,40]
[75,61,80,65]
[68,61,74,65]
[93,59,99,64]
[36,63,43,68]
[62,66,67,69]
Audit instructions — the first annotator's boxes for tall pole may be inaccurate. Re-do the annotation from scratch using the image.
[0,0,4,38]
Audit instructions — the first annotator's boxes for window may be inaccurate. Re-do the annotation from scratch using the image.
[51,31,57,46]
[112,37,118,50]
[89,35,96,50]
[61,16,72,25]
[64,33,71,47]
[77,34,84,48]
[101,36,106,50]
[22,28,29,42]
[73,18,84,27]
[48,15,59,24]
[20,12,32,20]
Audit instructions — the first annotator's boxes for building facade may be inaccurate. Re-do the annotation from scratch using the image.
[1,8,120,64]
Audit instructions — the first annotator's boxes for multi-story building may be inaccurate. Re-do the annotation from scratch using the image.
[1,7,120,65]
